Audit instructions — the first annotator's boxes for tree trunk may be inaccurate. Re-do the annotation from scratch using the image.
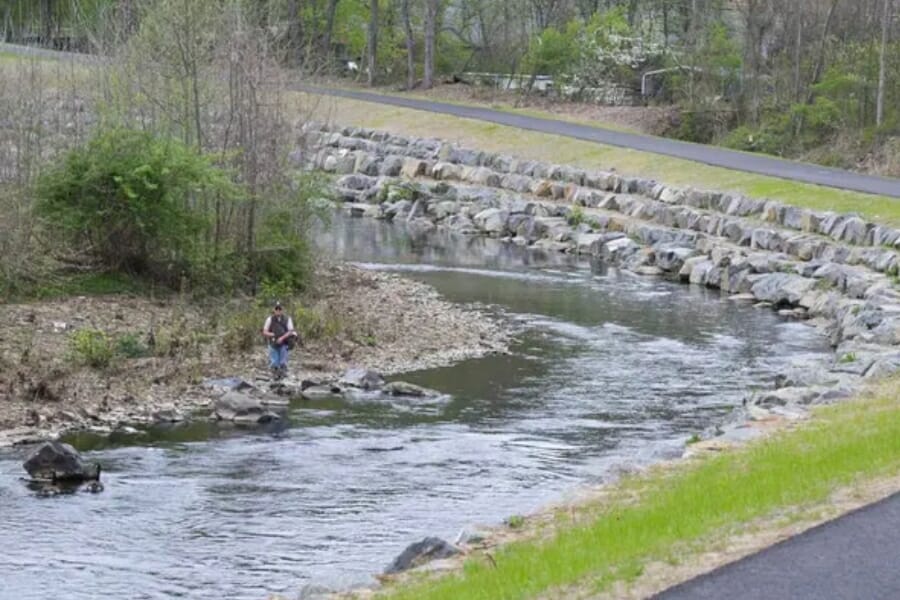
[323,0,340,69]
[807,0,841,103]
[423,0,438,89]
[40,0,53,46]
[793,4,803,102]
[368,0,378,86]
[287,0,302,65]
[402,0,415,90]
[877,0,891,127]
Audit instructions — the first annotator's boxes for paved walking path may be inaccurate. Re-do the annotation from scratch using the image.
[653,491,900,600]
[297,84,900,199]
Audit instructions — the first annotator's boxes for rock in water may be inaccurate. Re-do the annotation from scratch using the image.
[23,441,100,482]
[384,537,461,574]
[382,381,438,398]
[339,368,385,390]
[214,391,283,426]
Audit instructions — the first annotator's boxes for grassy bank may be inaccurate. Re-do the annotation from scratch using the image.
[307,94,900,227]
[377,379,900,599]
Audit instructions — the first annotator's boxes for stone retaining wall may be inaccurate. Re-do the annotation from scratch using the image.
[299,123,900,412]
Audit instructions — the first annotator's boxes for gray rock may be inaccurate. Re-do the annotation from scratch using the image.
[382,381,438,397]
[656,246,695,272]
[336,174,376,191]
[431,162,463,181]
[473,208,509,235]
[296,584,335,600]
[688,260,715,285]
[300,385,345,401]
[384,199,412,220]
[445,214,477,233]
[431,200,460,220]
[600,237,639,263]
[401,158,428,178]
[23,441,100,482]
[215,391,283,425]
[754,387,820,407]
[751,273,816,307]
[575,233,606,255]
[384,537,461,575]
[379,156,404,177]
[865,353,900,380]
[463,166,501,187]
[340,368,385,390]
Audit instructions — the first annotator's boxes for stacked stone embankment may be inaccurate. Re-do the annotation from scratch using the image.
[298,123,900,410]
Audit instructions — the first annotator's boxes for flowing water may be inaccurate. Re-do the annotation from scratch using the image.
[0,215,831,600]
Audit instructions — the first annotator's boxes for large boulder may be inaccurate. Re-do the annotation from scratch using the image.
[23,441,100,482]
[214,391,284,425]
[384,537,461,575]
[655,246,695,273]
[340,368,385,390]
[751,273,816,307]
[473,208,509,235]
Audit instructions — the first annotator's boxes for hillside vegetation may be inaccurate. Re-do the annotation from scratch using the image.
[4,0,898,175]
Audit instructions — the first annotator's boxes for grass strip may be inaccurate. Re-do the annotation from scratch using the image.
[379,381,900,600]
[307,95,900,227]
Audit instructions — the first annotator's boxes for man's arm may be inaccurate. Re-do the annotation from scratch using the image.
[277,318,298,344]
[262,316,275,339]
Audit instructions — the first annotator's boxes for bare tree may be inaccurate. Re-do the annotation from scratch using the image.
[877,0,892,127]
[402,0,416,90]
[423,0,439,89]
[368,0,378,86]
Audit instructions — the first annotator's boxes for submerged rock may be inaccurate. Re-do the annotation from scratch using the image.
[382,381,438,398]
[384,537,461,574]
[339,368,385,390]
[300,385,345,401]
[23,441,100,483]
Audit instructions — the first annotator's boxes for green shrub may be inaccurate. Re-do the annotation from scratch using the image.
[505,515,526,529]
[69,329,114,368]
[116,333,149,358]
[839,352,858,364]
[35,128,241,289]
[567,205,586,227]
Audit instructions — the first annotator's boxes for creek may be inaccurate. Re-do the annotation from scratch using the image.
[0,214,831,599]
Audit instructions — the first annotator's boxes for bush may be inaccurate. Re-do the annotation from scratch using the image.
[116,333,149,358]
[36,128,241,289]
[69,329,114,368]
[223,309,262,355]
[567,205,586,227]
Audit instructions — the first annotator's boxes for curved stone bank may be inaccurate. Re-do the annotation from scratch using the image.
[300,122,900,414]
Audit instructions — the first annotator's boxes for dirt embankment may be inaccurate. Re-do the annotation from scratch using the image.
[0,262,508,446]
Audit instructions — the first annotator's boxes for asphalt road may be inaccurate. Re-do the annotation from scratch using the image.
[653,491,900,600]
[4,41,898,198]
[297,84,900,199]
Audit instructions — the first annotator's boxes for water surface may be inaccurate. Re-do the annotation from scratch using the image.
[0,215,830,599]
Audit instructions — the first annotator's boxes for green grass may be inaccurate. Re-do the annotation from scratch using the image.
[380,382,900,599]
[306,94,900,227]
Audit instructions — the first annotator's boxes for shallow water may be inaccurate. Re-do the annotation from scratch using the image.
[0,215,831,599]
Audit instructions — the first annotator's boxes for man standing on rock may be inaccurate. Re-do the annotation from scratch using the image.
[262,302,298,380]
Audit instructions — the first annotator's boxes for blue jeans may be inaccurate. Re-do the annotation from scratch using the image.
[268,344,288,369]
